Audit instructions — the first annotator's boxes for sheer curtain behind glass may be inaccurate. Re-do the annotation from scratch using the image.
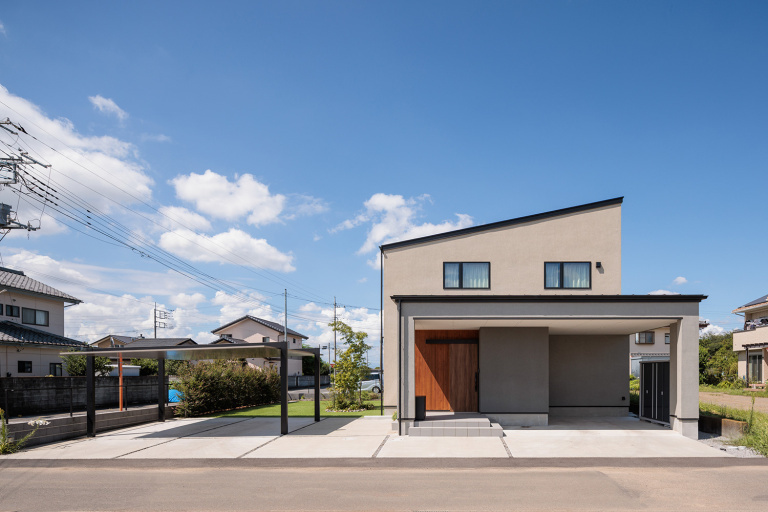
[545,263,561,288]
[444,263,460,288]
[462,263,490,288]
[563,262,590,288]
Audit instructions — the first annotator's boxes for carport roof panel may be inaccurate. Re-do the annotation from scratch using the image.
[60,342,320,360]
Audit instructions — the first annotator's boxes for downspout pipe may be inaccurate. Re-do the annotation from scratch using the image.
[397,298,402,436]
[380,246,384,417]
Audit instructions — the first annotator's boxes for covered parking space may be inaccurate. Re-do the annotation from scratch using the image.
[62,342,322,437]
[394,294,705,439]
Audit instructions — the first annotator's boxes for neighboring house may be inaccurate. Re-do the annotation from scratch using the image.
[381,197,705,439]
[0,266,85,377]
[90,335,197,349]
[732,294,768,385]
[211,315,306,376]
[630,327,671,377]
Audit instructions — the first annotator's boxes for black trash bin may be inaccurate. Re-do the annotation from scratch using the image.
[415,395,426,421]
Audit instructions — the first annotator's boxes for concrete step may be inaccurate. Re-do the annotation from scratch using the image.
[408,422,504,437]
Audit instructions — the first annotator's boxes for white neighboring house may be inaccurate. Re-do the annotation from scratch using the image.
[210,315,307,376]
[630,327,671,377]
[0,266,85,377]
[732,294,768,385]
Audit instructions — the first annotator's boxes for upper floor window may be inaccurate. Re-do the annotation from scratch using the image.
[664,333,670,344]
[636,332,654,344]
[6,305,19,317]
[444,262,490,289]
[22,307,49,326]
[545,262,591,289]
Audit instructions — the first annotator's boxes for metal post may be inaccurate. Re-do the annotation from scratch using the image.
[3,387,9,424]
[314,350,321,422]
[380,247,384,416]
[746,347,750,385]
[86,355,95,437]
[281,344,288,435]
[69,377,73,417]
[158,358,165,422]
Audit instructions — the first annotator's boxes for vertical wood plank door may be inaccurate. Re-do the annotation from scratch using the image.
[415,330,478,412]
[449,343,478,412]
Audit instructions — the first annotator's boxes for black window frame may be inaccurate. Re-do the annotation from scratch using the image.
[18,360,32,373]
[6,305,19,317]
[543,261,592,290]
[635,332,655,344]
[21,307,49,327]
[443,262,491,290]
[49,362,63,376]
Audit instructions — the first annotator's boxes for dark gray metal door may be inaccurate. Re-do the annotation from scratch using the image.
[640,361,669,424]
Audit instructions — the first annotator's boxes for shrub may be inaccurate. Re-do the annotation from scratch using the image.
[173,360,280,417]
[61,349,113,377]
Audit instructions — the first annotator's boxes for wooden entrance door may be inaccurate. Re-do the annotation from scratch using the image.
[415,330,478,412]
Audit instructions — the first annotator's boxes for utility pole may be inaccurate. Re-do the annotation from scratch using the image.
[154,303,173,338]
[154,302,157,339]
[284,289,288,345]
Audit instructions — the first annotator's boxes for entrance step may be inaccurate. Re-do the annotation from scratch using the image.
[408,417,504,437]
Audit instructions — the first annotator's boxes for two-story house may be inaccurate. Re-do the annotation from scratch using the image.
[210,315,307,376]
[732,294,768,385]
[0,266,85,377]
[381,197,705,439]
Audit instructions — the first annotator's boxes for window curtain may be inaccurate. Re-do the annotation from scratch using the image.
[444,263,460,288]
[563,262,590,288]
[545,263,561,288]
[462,263,489,288]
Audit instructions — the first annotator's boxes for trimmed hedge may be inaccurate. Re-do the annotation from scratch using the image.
[174,360,280,417]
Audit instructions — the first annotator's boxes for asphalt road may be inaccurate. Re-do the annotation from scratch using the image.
[2,460,768,511]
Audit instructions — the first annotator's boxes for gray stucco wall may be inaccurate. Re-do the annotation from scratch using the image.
[479,327,549,413]
[549,335,629,409]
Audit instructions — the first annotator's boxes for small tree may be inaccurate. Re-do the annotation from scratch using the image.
[329,320,371,410]
[61,349,113,377]
[130,358,189,376]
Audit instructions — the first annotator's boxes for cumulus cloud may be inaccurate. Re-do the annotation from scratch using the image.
[157,206,213,232]
[171,170,285,226]
[211,290,279,328]
[170,292,207,309]
[0,85,153,231]
[700,324,725,337]
[673,276,688,285]
[0,20,6,36]
[334,193,473,268]
[88,95,128,121]
[158,228,295,272]
[648,289,680,295]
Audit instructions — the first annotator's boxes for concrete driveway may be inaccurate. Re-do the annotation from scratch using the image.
[2,415,735,460]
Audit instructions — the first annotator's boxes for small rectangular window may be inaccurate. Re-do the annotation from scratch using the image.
[635,332,654,344]
[262,336,270,343]
[443,262,490,289]
[18,361,32,373]
[545,262,591,289]
[21,307,49,326]
[49,363,63,376]
[664,333,670,345]
[6,305,19,317]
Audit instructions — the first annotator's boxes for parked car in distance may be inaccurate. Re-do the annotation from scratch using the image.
[360,372,381,393]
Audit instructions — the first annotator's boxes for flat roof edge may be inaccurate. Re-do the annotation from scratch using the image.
[380,197,624,251]
[391,294,707,303]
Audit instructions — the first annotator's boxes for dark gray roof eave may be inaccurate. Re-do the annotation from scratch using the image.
[390,294,707,303]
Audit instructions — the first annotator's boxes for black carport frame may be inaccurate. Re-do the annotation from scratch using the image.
[61,343,322,437]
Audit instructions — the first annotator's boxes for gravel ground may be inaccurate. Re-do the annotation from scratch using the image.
[698,431,764,458]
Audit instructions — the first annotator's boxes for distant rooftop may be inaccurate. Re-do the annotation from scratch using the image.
[212,315,308,339]
[0,266,81,303]
[733,294,768,313]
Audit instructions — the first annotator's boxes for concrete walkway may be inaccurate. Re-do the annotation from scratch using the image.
[1,415,736,460]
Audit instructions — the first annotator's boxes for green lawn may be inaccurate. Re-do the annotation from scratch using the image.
[211,400,385,418]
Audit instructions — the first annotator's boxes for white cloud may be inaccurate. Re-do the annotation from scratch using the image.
[0,85,153,232]
[648,289,680,295]
[88,95,128,121]
[211,290,279,328]
[140,133,171,143]
[285,194,329,219]
[0,20,6,36]
[170,292,207,309]
[171,170,286,226]
[195,331,218,344]
[700,324,725,337]
[357,277,368,284]
[157,206,213,232]
[158,228,295,272]
[673,276,688,285]
[297,304,381,362]
[334,193,473,268]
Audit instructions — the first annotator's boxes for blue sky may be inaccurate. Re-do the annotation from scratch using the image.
[0,2,765,363]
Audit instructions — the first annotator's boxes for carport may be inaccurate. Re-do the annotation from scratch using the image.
[62,343,322,437]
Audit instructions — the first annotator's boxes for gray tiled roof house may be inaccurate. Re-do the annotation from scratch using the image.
[0,267,81,303]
